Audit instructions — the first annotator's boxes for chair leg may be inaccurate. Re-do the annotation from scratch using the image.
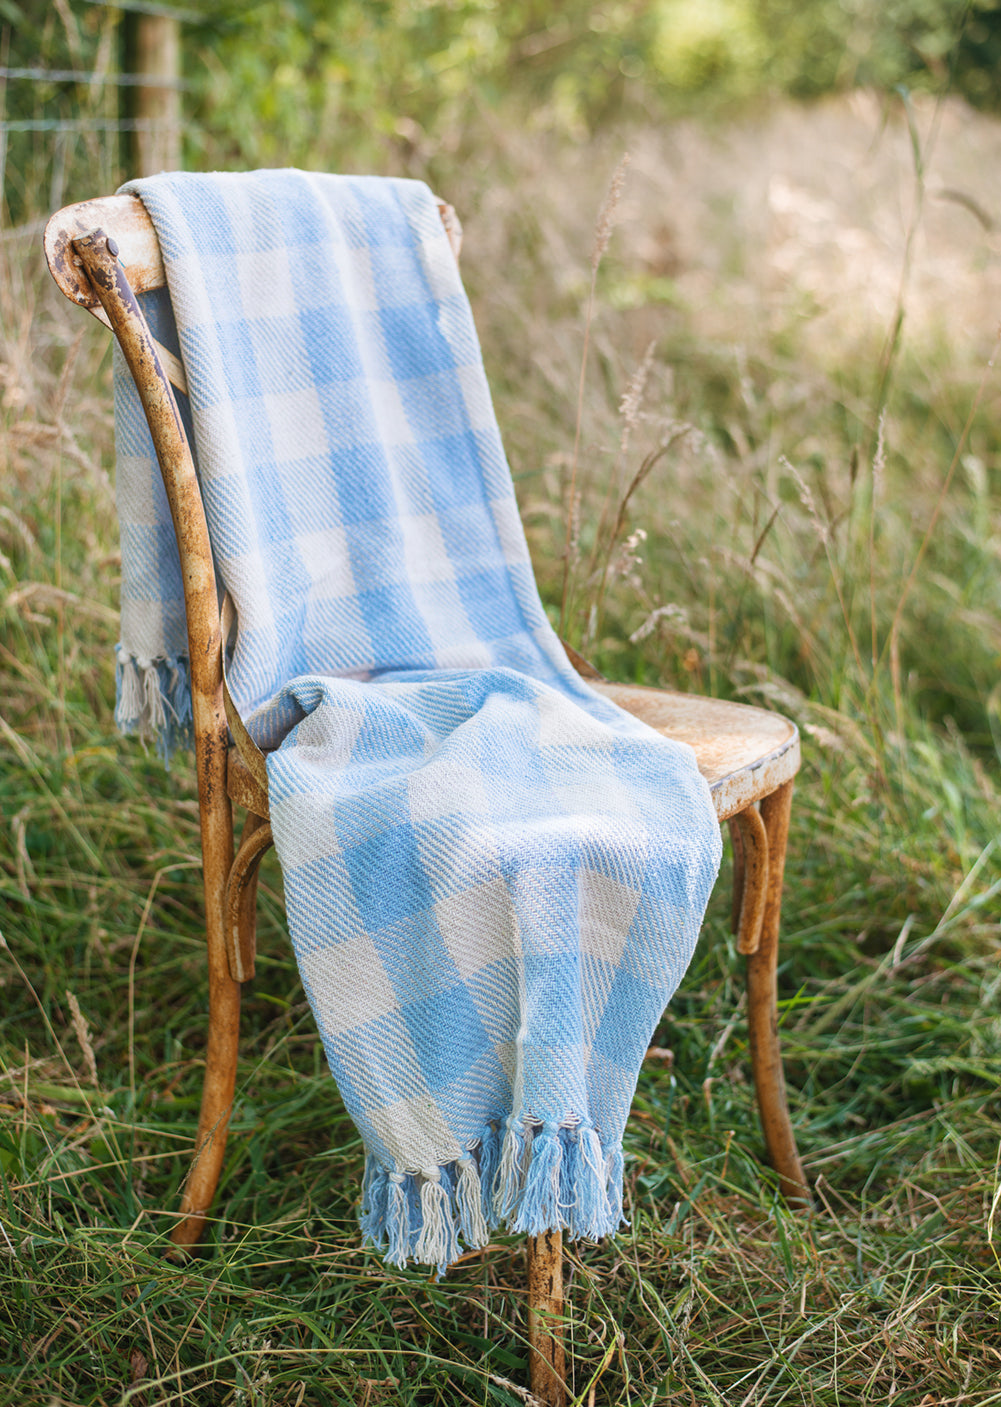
[745,780,809,1205]
[224,813,273,983]
[527,1230,566,1406]
[170,799,241,1253]
[728,813,745,936]
[730,806,768,956]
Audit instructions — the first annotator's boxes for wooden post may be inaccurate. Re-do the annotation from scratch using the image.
[133,14,181,175]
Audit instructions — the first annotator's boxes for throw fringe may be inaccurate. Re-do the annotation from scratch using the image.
[571,1125,615,1242]
[494,1113,528,1222]
[512,1121,561,1236]
[115,648,193,763]
[476,1119,501,1225]
[414,1169,459,1268]
[605,1144,626,1229]
[456,1155,489,1247]
[388,1174,410,1265]
[359,1114,627,1272]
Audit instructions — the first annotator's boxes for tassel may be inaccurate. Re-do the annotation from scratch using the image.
[606,1144,626,1230]
[116,654,143,729]
[168,658,193,726]
[115,651,194,762]
[361,1151,381,1209]
[475,1123,500,1228]
[406,1172,422,1240]
[512,1121,563,1236]
[413,1169,458,1269]
[359,1156,389,1249]
[386,1173,411,1267]
[493,1115,527,1222]
[572,1124,613,1241]
[559,1122,580,1226]
[455,1156,488,1249]
[142,662,167,733]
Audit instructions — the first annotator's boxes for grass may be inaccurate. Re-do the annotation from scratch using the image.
[2,87,1001,1404]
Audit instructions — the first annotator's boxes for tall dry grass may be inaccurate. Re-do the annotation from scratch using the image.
[1,89,1000,1404]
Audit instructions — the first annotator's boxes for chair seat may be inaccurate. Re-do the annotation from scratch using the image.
[591,683,799,822]
[227,681,799,826]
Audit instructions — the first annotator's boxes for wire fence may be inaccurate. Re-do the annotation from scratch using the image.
[0,0,186,231]
[4,118,169,132]
[0,66,188,89]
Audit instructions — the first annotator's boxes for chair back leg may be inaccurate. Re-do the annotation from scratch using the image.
[66,226,241,1252]
[527,1230,566,1406]
[745,780,809,1204]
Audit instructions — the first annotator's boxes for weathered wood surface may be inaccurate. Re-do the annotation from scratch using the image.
[527,1230,566,1407]
[593,680,800,822]
[747,780,810,1203]
[133,14,182,176]
[71,227,238,1251]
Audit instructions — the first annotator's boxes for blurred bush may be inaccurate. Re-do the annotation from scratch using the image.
[180,0,660,170]
[654,0,1001,105]
[179,0,1001,175]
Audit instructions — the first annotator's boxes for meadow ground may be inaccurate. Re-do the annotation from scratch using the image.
[2,90,1001,1404]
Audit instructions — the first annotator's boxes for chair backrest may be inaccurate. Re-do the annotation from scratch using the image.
[45,196,186,386]
[45,194,464,394]
[46,195,168,308]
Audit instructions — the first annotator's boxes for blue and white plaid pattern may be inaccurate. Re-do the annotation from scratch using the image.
[114,170,722,1269]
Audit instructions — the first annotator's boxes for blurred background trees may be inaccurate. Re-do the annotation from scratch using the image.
[5,0,1001,226]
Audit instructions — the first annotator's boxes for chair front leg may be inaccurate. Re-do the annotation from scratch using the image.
[744,780,809,1205]
[527,1230,566,1406]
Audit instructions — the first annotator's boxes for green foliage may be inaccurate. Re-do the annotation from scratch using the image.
[10,0,1001,229]
[650,0,1001,106]
[0,2,124,225]
[176,0,1001,174]
[179,0,659,171]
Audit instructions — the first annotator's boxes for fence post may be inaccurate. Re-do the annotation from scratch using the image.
[133,14,181,175]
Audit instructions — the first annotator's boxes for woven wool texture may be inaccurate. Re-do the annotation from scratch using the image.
[113,169,722,1269]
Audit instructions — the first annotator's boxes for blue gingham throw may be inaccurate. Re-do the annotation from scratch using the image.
[113,169,722,1270]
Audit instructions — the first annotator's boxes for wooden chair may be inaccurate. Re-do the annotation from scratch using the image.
[44,192,806,1407]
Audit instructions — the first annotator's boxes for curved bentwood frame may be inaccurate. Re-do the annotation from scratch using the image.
[45,195,806,1407]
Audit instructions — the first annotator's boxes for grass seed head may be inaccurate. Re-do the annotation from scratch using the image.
[591,152,630,271]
